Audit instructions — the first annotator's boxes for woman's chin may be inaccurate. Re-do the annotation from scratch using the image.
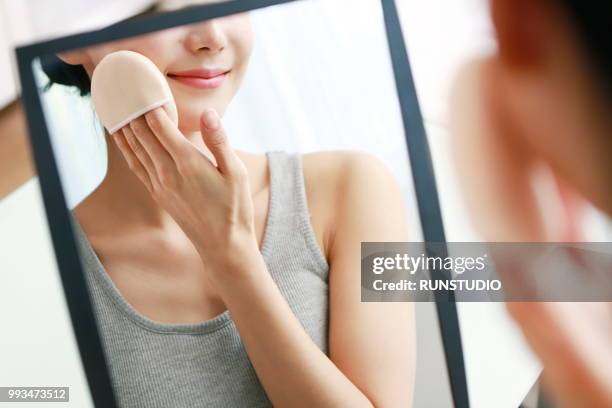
[178,126,197,136]
[177,107,227,134]
[176,111,203,134]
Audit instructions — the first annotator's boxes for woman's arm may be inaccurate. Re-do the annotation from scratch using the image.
[114,108,415,407]
[323,152,416,407]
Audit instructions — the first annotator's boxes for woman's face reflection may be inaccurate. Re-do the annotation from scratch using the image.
[82,13,254,133]
[38,3,419,407]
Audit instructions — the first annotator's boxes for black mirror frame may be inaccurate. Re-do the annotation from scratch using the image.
[15,1,469,406]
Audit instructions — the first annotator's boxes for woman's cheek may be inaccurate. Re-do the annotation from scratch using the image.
[237,25,255,61]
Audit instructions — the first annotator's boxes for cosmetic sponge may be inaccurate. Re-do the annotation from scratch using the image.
[91,50,178,134]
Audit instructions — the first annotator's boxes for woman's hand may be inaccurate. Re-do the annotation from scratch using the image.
[112,107,258,272]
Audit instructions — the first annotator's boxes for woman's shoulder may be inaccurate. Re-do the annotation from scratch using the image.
[300,149,399,195]
[299,150,403,257]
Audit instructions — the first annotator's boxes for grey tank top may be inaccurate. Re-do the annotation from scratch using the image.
[70,151,330,408]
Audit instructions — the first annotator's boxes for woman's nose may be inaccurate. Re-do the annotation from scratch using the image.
[184,21,227,55]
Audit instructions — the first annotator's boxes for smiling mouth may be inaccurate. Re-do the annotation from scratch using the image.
[167,69,230,90]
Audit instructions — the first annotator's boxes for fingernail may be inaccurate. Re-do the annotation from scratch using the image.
[202,109,220,130]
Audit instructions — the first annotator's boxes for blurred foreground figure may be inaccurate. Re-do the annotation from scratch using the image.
[450,0,612,407]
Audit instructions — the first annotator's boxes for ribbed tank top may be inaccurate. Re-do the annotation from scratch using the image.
[69,151,330,408]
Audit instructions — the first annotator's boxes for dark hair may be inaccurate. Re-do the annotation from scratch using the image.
[40,54,92,96]
[560,1,612,94]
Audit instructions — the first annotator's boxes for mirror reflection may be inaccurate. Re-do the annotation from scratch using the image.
[33,1,452,407]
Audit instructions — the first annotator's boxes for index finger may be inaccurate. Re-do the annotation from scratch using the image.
[144,107,192,161]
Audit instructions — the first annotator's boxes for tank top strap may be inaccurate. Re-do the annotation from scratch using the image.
[263,151,329,279]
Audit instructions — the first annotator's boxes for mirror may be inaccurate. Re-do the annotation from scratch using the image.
[20,0,459,406]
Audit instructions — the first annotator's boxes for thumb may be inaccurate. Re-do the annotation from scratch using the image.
[200,108,237,176]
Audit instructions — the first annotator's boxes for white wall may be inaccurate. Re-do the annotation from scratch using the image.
[0,180,94,407]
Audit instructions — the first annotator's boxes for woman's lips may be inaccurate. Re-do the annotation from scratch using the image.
[167,68,230,90]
